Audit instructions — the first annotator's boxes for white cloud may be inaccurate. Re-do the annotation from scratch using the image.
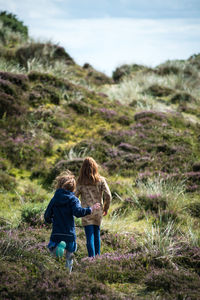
[0,0,66,19]
[0,0,200,75]
[28,18,200,75]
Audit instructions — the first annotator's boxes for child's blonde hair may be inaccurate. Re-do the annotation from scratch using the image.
[54,171,76,192]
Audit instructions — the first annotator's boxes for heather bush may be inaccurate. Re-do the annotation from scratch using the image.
[69,101,93,115]
[145,268,200,298]
[0,71,28,89]
[192,162,200,172]
[187,201,200,218]
[0,170,17,191]
[135,176,185,217]
[81,252,145,284]
[0,228,125,300]
[0,73,28,117]
[29,84,60,106]
[0,262,120,300]
[134,110,166,122]
[44,158,84,185]
[0,92,18,116]
[21,202,47,226]
[171,91,196,104]
[0,229,35,260]
[112,63,150,82]
[0,78,17,96]
[1,131,54,168]
[101,230,137,253]
[83,63,113,86]
[137,194,167,213]
[144,84,174,97]
[19,182,49,203]
[175,239,200,271]
[16,42,74,68]
[156,64,180,76]
[28,71,74,90]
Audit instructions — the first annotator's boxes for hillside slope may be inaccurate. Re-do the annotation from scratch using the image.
[0,12,200,300]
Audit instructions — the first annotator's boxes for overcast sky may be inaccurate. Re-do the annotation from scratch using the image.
[0,0,200,75]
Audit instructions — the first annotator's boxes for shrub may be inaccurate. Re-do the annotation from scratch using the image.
[145,269,200,298]
[0,78,17,96]
[29,85,60,106]
[156,65,180,75]
[193,162,200,172]
[81,252,145,284]
[1,133,53,168]
[144,84,174,97]
[0,72,28,117]
[44,159,84,185]
[21,202,47,226]
[103,130,135,146]
[83,63,113,86]
[0,92,23,117]
[69,101,92,115]
[134,110,166,122]
[111,197,136,217]
[0,170,17,191]
[28,71,74,91]
[137,194,167,213]
[72,140,109,163]
[187,202,200,218]
[16,43,74,68]
[112,64,148,82]
[0,11,28,37]
[20,183,49,203]
[0,71,28,90]
[171,92,196,104]
[0,11,28,47]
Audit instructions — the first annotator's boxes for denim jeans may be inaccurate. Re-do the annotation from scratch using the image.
[84,225,100,257]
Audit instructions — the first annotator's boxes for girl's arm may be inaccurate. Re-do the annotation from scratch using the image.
[101,178,112,215]
[71,196,100,218]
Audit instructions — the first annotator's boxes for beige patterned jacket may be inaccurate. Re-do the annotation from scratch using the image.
[75,177,112,226]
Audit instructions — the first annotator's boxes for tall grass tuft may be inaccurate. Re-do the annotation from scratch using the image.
[103,61,200,112]
[0,58,26,74]
[141,221,179,258]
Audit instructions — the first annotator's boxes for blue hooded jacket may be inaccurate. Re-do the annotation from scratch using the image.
[44,189,91,243]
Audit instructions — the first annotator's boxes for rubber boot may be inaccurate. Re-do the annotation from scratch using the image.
[56,241,66,258]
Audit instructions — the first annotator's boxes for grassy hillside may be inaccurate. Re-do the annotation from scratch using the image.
[0,12,200,300]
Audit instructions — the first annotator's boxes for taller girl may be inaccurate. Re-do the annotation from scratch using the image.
[76,157,112,257]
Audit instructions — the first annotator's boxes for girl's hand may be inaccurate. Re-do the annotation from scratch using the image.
[91,203,100,212]
[103,210,107,216]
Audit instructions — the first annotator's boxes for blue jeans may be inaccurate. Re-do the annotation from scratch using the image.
[84,225,100,257]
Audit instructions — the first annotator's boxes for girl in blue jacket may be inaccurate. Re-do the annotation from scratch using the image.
[44,171,100,272]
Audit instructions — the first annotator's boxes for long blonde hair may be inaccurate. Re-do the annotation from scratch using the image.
[77,157,101,185]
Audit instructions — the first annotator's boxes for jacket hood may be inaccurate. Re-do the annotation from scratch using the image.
[54,189,75,206]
